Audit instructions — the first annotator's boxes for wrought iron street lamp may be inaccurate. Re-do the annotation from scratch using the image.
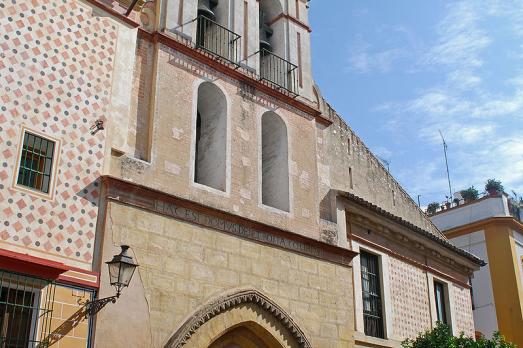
[106,245,139,298]
[86,245,139,316]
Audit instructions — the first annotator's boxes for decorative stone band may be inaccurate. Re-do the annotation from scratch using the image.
[101,176,357,266]
[164,289,312,348]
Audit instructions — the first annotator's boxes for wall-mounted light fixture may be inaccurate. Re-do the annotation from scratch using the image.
[86,245,139,316]
[90,119,104,135]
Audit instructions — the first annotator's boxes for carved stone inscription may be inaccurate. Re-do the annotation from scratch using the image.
[154,200,352,266]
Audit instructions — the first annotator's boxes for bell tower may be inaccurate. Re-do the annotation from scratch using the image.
[159,0,314,100]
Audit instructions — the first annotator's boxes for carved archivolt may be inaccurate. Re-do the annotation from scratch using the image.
[164,289,312,348]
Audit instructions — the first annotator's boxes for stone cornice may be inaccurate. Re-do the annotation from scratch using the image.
[348,214,474,287]
[165,289,312,347]
[338,191,485,267]
[100,176,357,267]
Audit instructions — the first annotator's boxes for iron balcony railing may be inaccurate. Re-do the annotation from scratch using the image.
[196,15,241,65]
[260,49,298,94]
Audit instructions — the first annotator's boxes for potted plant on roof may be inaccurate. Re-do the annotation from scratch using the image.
[461,186,479,203]
[485,179,503,196]
[427,202,440,215]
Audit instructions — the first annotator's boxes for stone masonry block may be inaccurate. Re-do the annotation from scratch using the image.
[298,258,318,274]
[204,249,228,267]
[190,263,215,282]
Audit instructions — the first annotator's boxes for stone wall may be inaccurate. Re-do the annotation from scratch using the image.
[315,94,442,239]
[94,201,354,347]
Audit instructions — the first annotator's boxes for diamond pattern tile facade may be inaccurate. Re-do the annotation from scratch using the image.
[389,257,431,339]
[453,284,475,337]
[0,0,119,268]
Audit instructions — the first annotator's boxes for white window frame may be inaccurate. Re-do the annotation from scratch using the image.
[12,126,61,201]
[427,274,457,335]
[352,241,393,340]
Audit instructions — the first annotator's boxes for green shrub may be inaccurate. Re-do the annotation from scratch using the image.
[402,322,516,348]
[461,186,479,202]
[427,202,440,215]
[485,179,504,194]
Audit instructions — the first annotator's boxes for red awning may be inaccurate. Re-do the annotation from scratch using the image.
[0,249,70,280]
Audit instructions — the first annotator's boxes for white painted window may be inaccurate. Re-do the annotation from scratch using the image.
[261,111,289,212]
[352,243,392,340]
[360,250,385,338]
[14,127,60,199]
[194,82,227,191]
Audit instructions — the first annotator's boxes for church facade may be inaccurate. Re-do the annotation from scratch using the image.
[0,0,483,347]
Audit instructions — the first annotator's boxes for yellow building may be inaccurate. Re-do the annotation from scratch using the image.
[432,194,523,345]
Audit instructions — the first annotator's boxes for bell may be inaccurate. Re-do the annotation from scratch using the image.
[198,0,216,20]
[259,10,273,52]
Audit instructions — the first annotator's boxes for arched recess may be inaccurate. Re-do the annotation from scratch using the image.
[261,111,289,212]
[197,0,230,27]
[194,82,227,191]
[164,289,311,348]
[259,0,285,58]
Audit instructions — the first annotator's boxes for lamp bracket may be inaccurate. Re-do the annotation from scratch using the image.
[84,295,118,318]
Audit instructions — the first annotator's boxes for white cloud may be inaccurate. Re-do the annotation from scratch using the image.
[347,42,404,74]
[419,123,497,145]
[372,0,523,202]
[421,1,490,69]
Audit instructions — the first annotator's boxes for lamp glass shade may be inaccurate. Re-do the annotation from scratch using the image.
[107,261,121,286]
[105,245,138,295]
[118,262,137,287]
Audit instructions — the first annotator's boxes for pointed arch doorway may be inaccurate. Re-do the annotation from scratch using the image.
[164,289,311,348]
[209,322,285,348]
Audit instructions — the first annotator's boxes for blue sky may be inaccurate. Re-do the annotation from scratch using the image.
[310,1,523,207]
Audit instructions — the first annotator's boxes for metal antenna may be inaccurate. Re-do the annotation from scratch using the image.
[438,130,453,201]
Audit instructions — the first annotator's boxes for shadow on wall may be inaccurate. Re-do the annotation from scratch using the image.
[75,179,102,209]
[41,298,112,346]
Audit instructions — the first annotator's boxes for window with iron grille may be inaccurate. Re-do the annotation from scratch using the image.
[360,251,385,338]
[16,132,55,194]
[0,270,56,348]
[434,281,448,324]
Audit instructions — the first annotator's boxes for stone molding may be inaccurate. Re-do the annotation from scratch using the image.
[164,289,312,348]
[101,176,357,266]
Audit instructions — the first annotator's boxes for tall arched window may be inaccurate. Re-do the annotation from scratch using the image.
[194,82,227,191]
[261,111,289,211]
